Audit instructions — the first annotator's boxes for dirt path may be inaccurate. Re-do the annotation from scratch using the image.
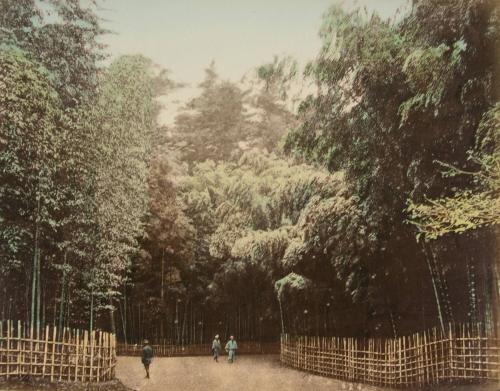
[0,356,495,391]
[116,355,383,391]
[116,355,498,391]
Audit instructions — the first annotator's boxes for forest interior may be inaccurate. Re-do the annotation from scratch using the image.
[0,0,499,389]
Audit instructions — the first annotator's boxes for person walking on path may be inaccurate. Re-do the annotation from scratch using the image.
[142,339,153,379]
[225,335,237,363]
[212,334,221,362]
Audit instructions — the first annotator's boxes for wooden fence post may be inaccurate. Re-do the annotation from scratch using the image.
[42,325,49,378]
[0,321,3,377]
[58,327,64,381]
[6,320,11,380]
[96,331,102,381]
[0,320,117,384]
[67,328,72,381]
[449,323,454,381]
[0,318,496,387]
[50,326,57,382]
[89,330,94,382]
[82,330,88,382]
[75,329,80,381]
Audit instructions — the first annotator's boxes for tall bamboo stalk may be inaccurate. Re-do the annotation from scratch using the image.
[423,242,445,333]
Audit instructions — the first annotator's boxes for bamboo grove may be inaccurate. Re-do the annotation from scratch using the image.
[0,0,499,346]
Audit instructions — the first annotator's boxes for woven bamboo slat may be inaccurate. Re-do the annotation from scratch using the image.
[0,320,116,383]
[280,323,499,388]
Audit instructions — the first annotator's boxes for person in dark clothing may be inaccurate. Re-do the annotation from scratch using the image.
[141,339,153,379]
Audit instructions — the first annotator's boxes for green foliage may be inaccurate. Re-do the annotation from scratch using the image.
[407,104,500,239]
[256,55,298,100]
[171,63,250,164]
[2,0,497,340]
[275,272,312,302]
[84,55,169,316]
[0,48,62,274]
[175,149,371,334]
[0,1,172,331]
[171,60,296,165]
[0,0,106,104]
[284,0,499,332]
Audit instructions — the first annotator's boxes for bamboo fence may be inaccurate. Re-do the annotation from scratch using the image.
[281,323,499,388]
[0,320,116,383]
[117,340,279,356]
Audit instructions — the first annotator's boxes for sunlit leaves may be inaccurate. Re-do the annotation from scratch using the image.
[0,48,62,264]
[275,272,312,302]
[407,104,500,239]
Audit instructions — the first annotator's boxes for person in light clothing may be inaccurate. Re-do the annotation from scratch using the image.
[225,335,237,363]
[212,334,221,362]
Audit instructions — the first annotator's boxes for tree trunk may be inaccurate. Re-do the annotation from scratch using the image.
[65,287,71,329]
[454,237,477,323]
[30,207,40,329]
[123,287,128,342]
[109,295,116,334]
[423,242,445,333]
[160,248,165,339]
[181,299,188,345]
[138,303,142,340]
[41,285,45,330]
[278,296,285,334]
[118,298,127,343]
[58,252,67,337]
[200,313,204,344]
[175,300,180,344]
[89,290,94,334]
[490,246,500,337]
[36,249,41,337]
[429,244,454,322]
[1,286,5,320]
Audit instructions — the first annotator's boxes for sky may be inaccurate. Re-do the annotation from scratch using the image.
[98,0,408,124]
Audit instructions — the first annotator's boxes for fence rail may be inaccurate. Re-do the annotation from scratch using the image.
[281,323,499,388]
[0,320,116,383]
[117,341,279,356]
